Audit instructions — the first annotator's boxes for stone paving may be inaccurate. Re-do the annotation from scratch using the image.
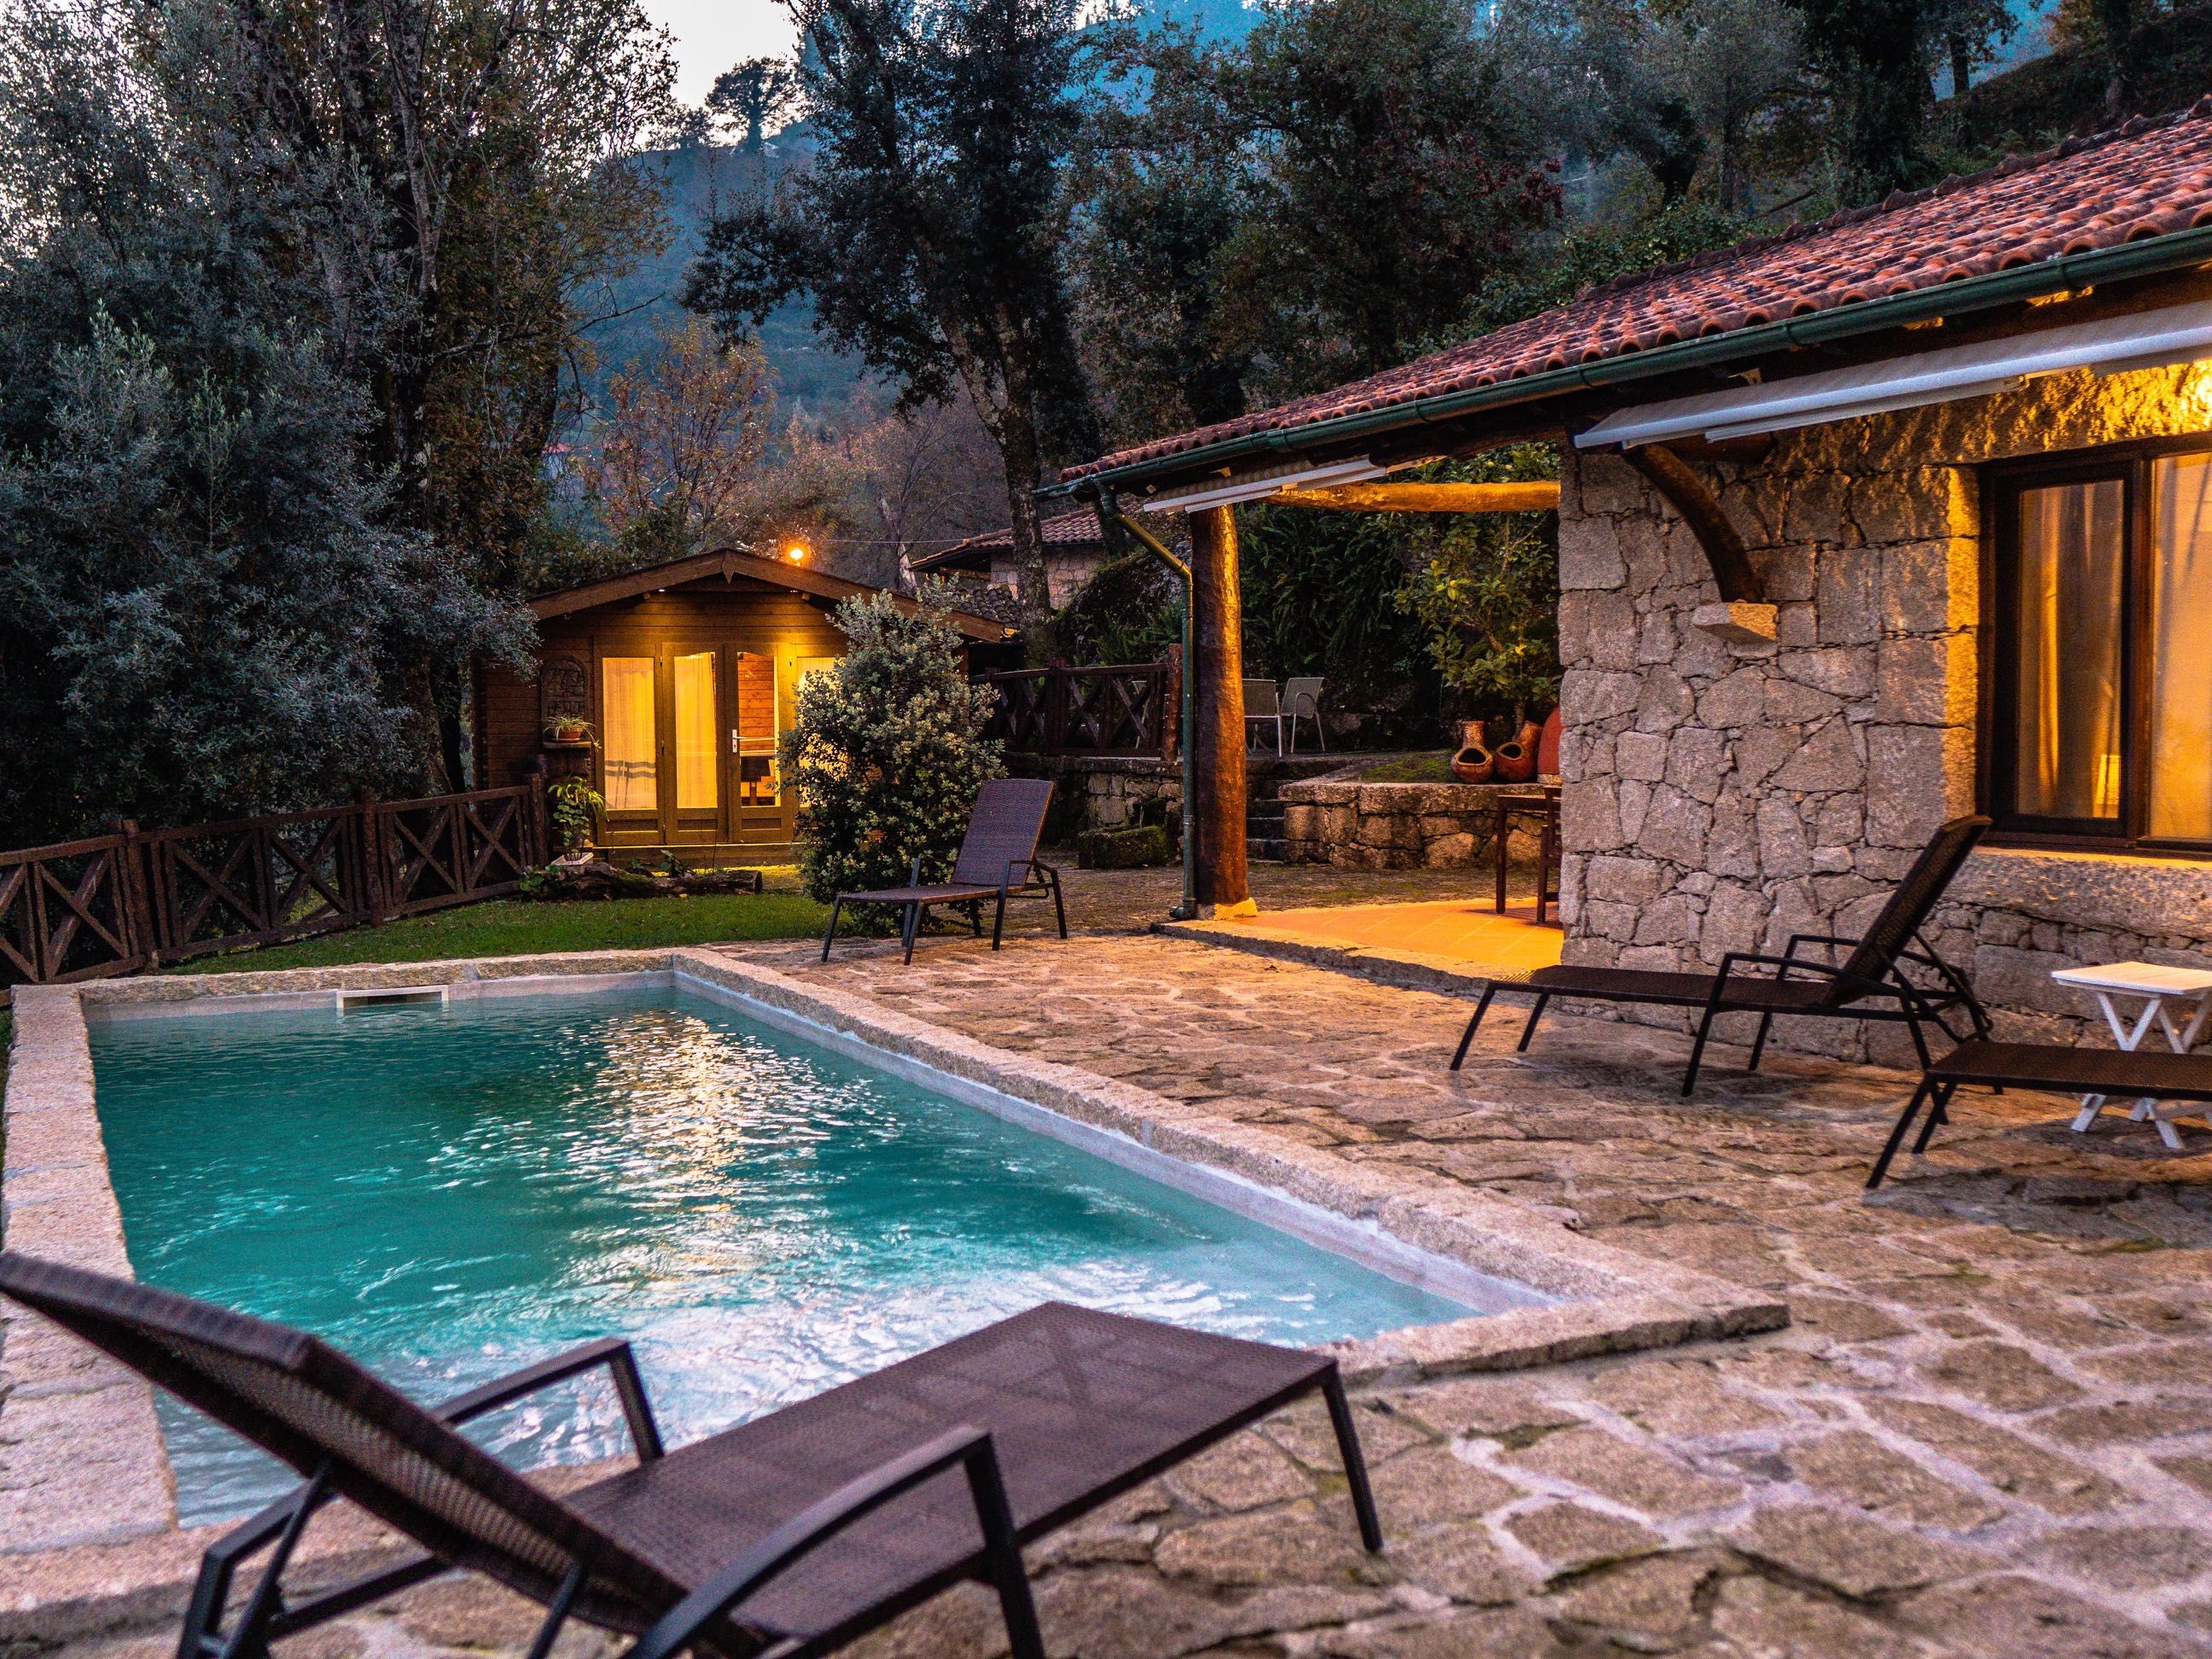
[737,930,2212,1657]
[26,926,2212,1659]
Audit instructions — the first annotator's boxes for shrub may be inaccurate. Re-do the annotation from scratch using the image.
[781,585,1004,906]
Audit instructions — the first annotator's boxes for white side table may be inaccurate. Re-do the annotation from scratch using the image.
[2051,961,2212,1149]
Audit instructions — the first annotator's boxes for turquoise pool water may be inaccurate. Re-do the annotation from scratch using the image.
[91,985,1496,1522]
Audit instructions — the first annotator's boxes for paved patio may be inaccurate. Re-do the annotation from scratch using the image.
[741,929,2212,1657]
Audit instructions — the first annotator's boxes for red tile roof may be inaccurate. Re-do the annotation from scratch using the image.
[910,506,1106,568]
[1067,101,2212,481]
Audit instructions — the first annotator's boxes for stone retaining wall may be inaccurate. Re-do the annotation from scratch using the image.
[1555,363,2212,1060]
[1279,775,1544,869]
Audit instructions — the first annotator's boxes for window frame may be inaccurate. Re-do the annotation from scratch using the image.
[1982,432,2212,855]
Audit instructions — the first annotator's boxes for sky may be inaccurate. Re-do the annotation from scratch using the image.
[644,0,798,105]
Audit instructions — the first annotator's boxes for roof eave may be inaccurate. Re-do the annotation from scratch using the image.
[1045,225,2212,502]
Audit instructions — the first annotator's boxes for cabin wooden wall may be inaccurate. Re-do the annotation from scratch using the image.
[480,578,856,848]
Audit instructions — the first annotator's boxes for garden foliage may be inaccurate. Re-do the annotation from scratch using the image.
[781,587,1004,906]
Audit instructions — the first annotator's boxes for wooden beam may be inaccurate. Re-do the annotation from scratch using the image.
[1271,480,1561,514]
[1620,444,1767,604]
[1189,505,1252,912]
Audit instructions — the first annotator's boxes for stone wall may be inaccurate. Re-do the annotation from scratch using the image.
[1557,362,2212,1060]
[1280,776,1541,869]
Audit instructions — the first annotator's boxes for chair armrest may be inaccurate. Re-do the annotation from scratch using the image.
[435,1337,665,1463]
[1782,932,1854,963]
[620,1427,1013,1659]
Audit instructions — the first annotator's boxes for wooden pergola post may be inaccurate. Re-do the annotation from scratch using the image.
[1189,504,1253,914]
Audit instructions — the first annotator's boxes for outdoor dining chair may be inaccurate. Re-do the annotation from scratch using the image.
[1452,815,1994,1093]
[0,1254,1383,1659]
[1243,678,1286,754]
[1283,677,1326,751]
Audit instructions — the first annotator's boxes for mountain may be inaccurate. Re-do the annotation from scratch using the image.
[579,0,1264,420]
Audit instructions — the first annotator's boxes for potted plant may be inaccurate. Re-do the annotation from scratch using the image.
[546,775,605,860]
[544,717,593,746]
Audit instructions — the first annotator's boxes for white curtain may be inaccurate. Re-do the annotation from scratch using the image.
[601,657,657,812]
[2152,456,2212,841]
[2015,480,2124,821]
[673,651,719,811]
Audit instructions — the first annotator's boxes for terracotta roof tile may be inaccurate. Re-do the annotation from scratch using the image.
[1068,100,2212,480]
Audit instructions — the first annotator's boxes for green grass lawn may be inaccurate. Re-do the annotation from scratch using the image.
[176,889,831,973]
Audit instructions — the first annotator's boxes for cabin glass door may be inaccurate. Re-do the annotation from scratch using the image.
[669,648,721,846]
[599,655,659,845]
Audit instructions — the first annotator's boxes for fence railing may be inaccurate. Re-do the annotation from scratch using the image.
[0,784,547,986]
[981,662,1175,759]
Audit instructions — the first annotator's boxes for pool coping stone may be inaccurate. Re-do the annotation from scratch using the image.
[0,946,1785,1625]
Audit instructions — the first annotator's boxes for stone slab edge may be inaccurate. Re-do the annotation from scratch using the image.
[2,987,175,1554]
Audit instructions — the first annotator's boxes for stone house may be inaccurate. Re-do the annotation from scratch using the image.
[1058,102,2212,1052]
[907,506,1112,608]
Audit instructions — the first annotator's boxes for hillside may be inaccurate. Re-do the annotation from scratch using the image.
[1939,3,2212,152]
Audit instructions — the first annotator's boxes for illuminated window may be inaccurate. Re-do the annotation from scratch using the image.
[1990,442,2212,847]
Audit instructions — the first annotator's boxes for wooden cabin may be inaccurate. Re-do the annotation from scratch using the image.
[478,548,1016,859]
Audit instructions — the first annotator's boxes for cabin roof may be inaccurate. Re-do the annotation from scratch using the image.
[528,547,1017,643]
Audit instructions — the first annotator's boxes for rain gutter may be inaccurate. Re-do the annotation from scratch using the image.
[1039,227,2212,500]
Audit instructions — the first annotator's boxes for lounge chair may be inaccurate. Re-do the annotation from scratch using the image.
[1451,814,1993,1094]
[1867,1040,2212,1188]
[0,1254,1382,1659]
[821,777,1066,964]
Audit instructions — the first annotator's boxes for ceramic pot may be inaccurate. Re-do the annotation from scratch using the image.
[1494,732,1539,783]
[1451,743,1495,784]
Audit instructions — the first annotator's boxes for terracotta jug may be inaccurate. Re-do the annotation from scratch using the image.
[1493,719,1541,783]
[1450,719,1493,783]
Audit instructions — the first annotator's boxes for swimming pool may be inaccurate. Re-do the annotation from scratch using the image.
[91,984,1529,1522]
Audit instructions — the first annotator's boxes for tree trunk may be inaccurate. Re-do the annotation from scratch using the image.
[1947,32,1970,95]
[1189,505,1249,911]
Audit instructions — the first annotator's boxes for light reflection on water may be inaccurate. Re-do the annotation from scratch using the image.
[91,987,1482,1522]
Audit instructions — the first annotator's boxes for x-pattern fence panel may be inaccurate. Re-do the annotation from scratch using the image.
[982,664,1169,758]
[0,785,547,986]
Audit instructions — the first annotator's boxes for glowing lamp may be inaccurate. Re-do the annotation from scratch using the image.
[785,542,808,563]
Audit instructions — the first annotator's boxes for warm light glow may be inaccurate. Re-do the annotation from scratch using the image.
[785,542,808,562]
[2180,362,2212,429]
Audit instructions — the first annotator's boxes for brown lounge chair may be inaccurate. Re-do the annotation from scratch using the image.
[822,777,1066,964]
[0,1254,1380,1659]
[1868,1040,2212,1189]
[1452,815,1994,1094]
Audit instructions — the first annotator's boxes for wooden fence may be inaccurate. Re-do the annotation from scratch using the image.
[981,662,1176,760]
[0,785,547,987]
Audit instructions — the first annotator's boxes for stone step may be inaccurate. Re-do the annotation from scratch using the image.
[1248,836,1289,862]
[1246,807,1288,832]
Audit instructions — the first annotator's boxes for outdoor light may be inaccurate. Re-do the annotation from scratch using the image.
[785,542,808,562]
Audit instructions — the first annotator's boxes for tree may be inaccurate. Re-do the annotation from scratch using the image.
[1394,448,1562,725]
[707,57,801,151]
[0,0,533,836]
[1794,0,1935,198]
[779,586,1003,906]
[686,0,1101,634]
[1208,0,1563,393]
[582,317,777,552]
[1070,23,1257,440]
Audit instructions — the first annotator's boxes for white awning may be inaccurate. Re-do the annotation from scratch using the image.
[1138,455,1391,513]
[1575,298,2212,450]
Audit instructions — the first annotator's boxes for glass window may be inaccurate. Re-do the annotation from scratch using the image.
[601,657,656,812]
[1992,443,2212,848]
[672,650,719,811]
